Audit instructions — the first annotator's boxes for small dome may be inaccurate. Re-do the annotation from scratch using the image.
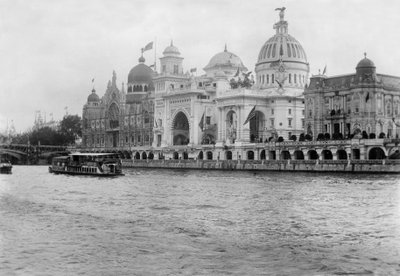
[163,41,180,56]
[204,46,247,71]
[87,89,100,102]
[356,55,375,68]
[127,61,153,85]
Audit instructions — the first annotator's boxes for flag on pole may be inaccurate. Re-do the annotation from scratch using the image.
[322,65,327,75]
[149,63,155,68]
[243,105,256,125]
[199,112,205,131]
[143,41,153,52]
[234,67,240,77]
[190,68,197,73]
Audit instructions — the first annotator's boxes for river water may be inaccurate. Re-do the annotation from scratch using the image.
[0,166,399,275]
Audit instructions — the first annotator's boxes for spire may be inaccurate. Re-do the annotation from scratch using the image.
[224,43,227,52]
[171,40,173,46]
[364,52,367,58]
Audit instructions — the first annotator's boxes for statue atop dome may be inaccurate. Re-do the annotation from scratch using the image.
[275,7,286,21]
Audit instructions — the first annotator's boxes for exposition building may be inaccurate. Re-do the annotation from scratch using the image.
[81,8,400,163]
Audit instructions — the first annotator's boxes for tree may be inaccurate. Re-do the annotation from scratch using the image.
[289,135,297,141]
[324,133,331,140]
[362,131,368,139]
[305,134,312,141]
[277,136,284,142]
[59,115,82,145]
[379,132,386,139]
[299,133,305,142]
[369,133,376,139]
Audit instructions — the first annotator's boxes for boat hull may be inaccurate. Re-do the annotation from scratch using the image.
[49,167,123,177]
[0,164,12,174]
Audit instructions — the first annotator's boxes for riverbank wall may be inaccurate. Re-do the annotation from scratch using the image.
[122,159,400,173]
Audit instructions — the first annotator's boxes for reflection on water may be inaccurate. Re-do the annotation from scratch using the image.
[1,166,400,275]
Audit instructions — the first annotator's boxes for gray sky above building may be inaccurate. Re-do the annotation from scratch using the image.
[1,0,399,132]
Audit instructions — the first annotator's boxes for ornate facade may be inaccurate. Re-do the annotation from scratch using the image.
[305,54,400,140]
[81,8,400,161]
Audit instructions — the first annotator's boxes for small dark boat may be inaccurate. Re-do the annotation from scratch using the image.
[49,153,123,176]
[0,161,12,174]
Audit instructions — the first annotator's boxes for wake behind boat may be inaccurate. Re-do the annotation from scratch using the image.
[49,152,123,176]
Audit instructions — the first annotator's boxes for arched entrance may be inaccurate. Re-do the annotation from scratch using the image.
[173,152,179,160]
[280,150,291,160]
[294,150,304,160]
[337,149,347,160]
[135,152,140,160]
[226,151,232,160]
[308,150,319,160]
[249,111,264,143]
[206,151,213,160]
[198,151,204,160]
[260,150,266,160]
[369,147,386,159]
[183,152,188,160]
[247,151,254,160]
[322,150,333,160]
[148,152,154,159]
[172,111,190,145]
[142,152,147,160]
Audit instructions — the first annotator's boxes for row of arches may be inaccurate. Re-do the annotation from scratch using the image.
[131,147,386,161]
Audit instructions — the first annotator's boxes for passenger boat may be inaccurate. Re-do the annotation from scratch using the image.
[49,153,123,176]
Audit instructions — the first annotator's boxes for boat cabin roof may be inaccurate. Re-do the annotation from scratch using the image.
[69,153,119,157]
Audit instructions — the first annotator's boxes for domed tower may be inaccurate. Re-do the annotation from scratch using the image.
[355,53,376,82]
[159,41,184,75]
[126,55,154,104]
[204,44,247,78]
[255,7,309,92]
[87,88,100,106]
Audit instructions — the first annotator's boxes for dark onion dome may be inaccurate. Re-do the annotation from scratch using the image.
[356,54,375,69]
[204,45,247,71]
[87,88,100,102]
[127,56,154,85]
[356,53,376,76]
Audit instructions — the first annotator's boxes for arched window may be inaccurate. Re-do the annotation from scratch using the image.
[287,43,291,57]
[291,44,296,57]
[262,75,265,84]
[272,74,274,83]
[294,74,297,83]
[386,100,392,116]
[289,74,292,83]
[267,44,272,58]
[272,43,276,58]
[267,74,269,84]
[294,44,300,58]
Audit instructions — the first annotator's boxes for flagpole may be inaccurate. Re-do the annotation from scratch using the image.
[154,37,157,72]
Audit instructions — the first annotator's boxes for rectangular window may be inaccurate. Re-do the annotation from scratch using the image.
[301,119,305,128]
[302,109,305,115]
[162,65,166,73]
[206,116,211,125]
[173,65,179,74]
[270,118,275,127]
[288,118,292,127]
[288,108,292,115]
[271,108,274,115]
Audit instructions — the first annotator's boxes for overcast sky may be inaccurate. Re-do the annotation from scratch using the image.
[1,0,399,133]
